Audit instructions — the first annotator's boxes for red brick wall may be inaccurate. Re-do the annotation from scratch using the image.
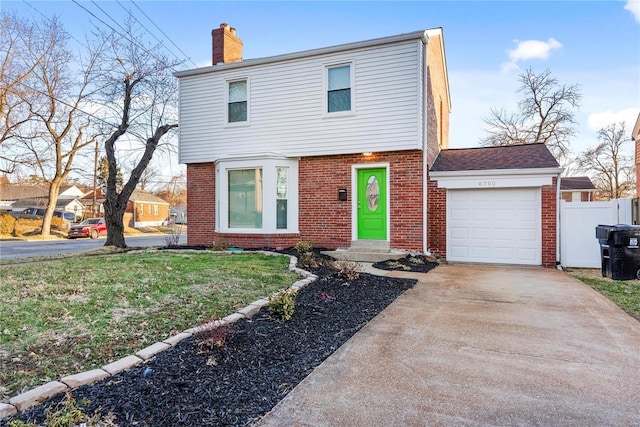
[541,178,558,267]
[186,151,425,251]
[426,178,446,259]
[427,176,558,267]
[187,163,216,245]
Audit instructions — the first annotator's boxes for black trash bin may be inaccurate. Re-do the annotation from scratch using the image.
[596,224,640,280]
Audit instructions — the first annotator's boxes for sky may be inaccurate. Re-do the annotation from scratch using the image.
[2,0,639,180]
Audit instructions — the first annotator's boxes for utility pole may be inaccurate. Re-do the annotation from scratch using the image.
[92,138,98,216]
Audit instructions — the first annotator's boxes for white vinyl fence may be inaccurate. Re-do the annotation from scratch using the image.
[560,199,632,268]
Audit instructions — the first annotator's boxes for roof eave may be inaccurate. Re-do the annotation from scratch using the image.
[429,167,564,178]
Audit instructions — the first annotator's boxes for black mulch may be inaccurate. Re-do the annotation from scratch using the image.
[372,254,439,273]
[4,255,417,427]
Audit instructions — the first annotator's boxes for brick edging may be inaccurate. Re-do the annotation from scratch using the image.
[0,250,316,422]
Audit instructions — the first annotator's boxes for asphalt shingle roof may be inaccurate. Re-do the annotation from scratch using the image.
[430,143,560,172]
[560,176,596,191]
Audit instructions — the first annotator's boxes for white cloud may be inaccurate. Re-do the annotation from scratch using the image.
[500,38,562,74]
[508,38,562,61]
[625,0,640,23]
[587,108,639,131]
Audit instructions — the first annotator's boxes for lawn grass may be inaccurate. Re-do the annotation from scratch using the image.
[570,271,640,322]
[0,251,299,397]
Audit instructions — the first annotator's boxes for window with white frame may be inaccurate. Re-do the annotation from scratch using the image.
[139,204,144,217]
[227,79,248,123]
[276,167,288,229]
[228,168,263,229]
[153,205,159,216]
[217,158,298,234]
[327,64,352,113]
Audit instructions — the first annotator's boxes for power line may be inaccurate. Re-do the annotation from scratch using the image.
[71,0,182,72]
[116,0,197,67]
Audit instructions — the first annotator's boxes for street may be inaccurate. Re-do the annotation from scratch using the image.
[0,234,186,260]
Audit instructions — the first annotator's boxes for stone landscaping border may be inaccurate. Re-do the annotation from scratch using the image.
[0,251,316,422]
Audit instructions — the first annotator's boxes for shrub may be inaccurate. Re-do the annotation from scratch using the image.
[13,218,42,236]
[294,240,314,255]
[194,318,234,349]
[210,239,230,251]
[163,224,182,247]
[269,288,297,321]
[332,260,361,280]
[297,252,322,269]
[0,213,16,235]
[408,256,425,265]
[7,392,117,427]
[385,260,411,271]
[50,216,66,231]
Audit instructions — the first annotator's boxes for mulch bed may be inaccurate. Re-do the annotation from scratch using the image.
[372,254,439,273]
[4,253,418,427]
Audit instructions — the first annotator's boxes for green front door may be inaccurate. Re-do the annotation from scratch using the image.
[357,168,387,240]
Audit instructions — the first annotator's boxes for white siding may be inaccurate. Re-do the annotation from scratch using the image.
[179,40,423,163]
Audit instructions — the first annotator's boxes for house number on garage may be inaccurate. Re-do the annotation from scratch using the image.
[478,180,497,187]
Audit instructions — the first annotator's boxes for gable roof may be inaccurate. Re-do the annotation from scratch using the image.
[560,176,596,191]
[430,143,560,172]
[0,184,84,201]
[129,189,170,205]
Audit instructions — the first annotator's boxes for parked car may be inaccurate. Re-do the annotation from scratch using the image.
[10,207,76,222]
[68,218,107,239]
[12,207,46,219]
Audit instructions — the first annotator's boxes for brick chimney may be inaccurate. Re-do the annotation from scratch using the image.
[212,23,243,65]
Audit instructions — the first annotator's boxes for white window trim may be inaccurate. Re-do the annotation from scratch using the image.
[216,157,299,234]
[323,61,356,118]
[224,77,250,127]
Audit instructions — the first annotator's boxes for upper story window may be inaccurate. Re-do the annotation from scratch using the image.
[327,64,352,113]
[227,79,248,123]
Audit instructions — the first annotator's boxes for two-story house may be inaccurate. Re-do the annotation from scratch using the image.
[177,24,562,267]
[176,24,450,257]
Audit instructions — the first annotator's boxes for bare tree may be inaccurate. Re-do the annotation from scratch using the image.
[482,68,581,161]
[93,23,179,248]
[4,15,103,236]
[578,122,634,200]
[0,12,40,173]
[155,172,186,207]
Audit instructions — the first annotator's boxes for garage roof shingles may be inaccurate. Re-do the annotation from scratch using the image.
[430,143,560,172]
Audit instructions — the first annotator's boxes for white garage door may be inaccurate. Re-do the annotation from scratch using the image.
[447,188,541,265]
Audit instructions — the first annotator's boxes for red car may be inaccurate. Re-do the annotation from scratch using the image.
[68,218,107,239]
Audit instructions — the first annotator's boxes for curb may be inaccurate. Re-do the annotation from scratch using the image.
[0,251,316,422]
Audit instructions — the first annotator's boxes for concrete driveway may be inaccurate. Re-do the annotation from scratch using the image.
[258,264,640,426]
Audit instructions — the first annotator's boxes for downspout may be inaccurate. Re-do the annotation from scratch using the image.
[556,172,562,269]
[422,34,429,255]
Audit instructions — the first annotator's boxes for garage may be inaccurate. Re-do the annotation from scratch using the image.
[447,188,541,265]
[428,143,563,267]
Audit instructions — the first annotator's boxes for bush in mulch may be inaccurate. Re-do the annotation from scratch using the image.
[372,254,439,273]
[3,263,416,426]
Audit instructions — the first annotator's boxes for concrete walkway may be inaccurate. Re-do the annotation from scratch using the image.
[258,264,640,426]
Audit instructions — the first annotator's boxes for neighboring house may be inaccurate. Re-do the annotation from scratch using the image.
[0,184,86,218]
[176,24,561,267]
[170,204,187,224]
[80,188,171,228]
[127,189,170,228]
[560,176,596,202]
